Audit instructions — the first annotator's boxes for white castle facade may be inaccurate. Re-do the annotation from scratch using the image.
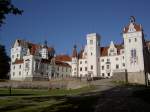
[10,17,150,84]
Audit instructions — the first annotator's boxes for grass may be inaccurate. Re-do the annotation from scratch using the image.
[0,85,95,96]
[0,86,98,112]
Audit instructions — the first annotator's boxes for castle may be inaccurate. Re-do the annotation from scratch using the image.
[10,17,150,84]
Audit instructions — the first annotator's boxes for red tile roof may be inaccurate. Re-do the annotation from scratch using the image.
[13,59,24,64]
[78,49,84,59]
[100,44,124,57]
[16,40,55,56]
[123,23,142,33]
[100,47,109,56]
[55,55,71,62]
[55,61,71,67]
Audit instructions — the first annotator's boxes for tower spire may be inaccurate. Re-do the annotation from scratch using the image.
[130,16,135,23]
[72,44,78,57]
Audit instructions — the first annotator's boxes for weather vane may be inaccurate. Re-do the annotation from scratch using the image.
[130,16,135,23]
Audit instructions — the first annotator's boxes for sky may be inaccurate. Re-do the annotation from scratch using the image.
[1,0,150,55]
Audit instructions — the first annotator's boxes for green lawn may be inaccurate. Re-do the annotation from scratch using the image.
[0,86,98,112]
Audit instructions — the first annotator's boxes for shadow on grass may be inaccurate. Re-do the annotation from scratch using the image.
[36,92,101,112]
[132,87,150,103]
[1,85,150,112]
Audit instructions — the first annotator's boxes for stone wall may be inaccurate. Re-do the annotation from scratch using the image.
[112,71,146,85]
[0,78,88,89]
[127,72,146,85]
[112,72,127,83]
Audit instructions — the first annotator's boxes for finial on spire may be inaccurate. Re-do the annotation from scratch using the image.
[130,16,135,23]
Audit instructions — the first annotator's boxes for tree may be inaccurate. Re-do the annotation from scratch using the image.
[0,0,23,27]
[0,44,10,79]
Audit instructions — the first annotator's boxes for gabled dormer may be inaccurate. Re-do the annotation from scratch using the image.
[108,41,117,56]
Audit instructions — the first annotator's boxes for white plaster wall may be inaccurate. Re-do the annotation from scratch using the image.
[78,59,88,77]
[123,31,144,72]
[10,63,24,80]
[86,33,100,77]
[55,65,71,78]
[71,58,78,77]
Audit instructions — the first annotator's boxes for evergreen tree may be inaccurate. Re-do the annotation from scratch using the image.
[0,44,10,79]
[0,0,23,27]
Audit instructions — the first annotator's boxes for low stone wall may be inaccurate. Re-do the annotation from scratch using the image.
[0,78,88,89]
[112,72,127,83]
[112,71,146,85]
[128,72,146,85]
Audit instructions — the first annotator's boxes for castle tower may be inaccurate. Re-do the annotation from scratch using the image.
[123,16,146,84]
[71,45,78,77]
[86,33,101,77]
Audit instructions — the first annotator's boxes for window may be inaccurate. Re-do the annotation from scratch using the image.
[122,63,125,67]
[90,40,93,45]
[12,55,14,59]
[19,71,21,75]
[107,59,110,62]
[110,49,114,52]
[123,56,124,59]
[13,66,15,70]
[129,39,131,43]
[135,38,137,42]
[17,54,19,57]
[13,72,15,76]
[91,65,93,70]
[131,49,136,58]
[116,57,118,61]
[107,73,110,76]
[85,61,87,64]
[116,64,119,69]
[19,65,21,69]
[91,52,93,56]
[102,66,104,70]
[74,68,76,71]
[102,73,105,77]
[85,67,87,71]
[80,61,82,64]
[101,59,104,62]
[57,67,59,71]
[80,67,82,71]
[25,62,29,69]
[66,68,67,72]
[107,65,109,69]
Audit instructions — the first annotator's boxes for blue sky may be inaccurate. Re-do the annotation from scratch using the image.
[1,0,150,55]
